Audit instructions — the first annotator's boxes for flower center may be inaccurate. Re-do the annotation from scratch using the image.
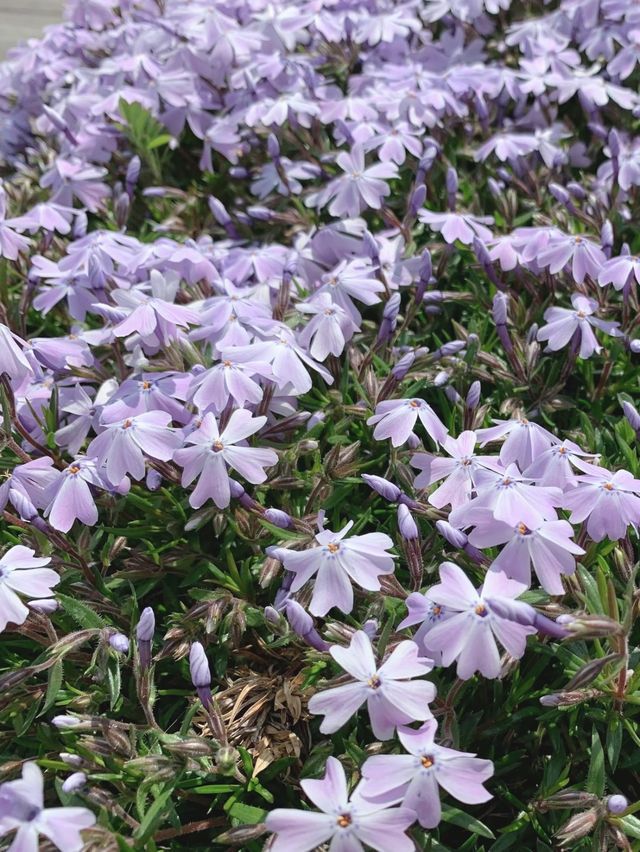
[223,360,232,367]
[474,603,488,617]
[337,813,352,828]
[432,604,443,617]
[327,542,340,553]
[576,310,586,319]
[212,440,224,452]
[324,308,335,316]
[421,755,434,768]
[602,481,615,491]
[368,675,381,689]
[409,399,420,408]
[141,380,152,390]
[501,476,512,487]
[122,419,133,429]
[67,464,81,476]
[516,522,529,535]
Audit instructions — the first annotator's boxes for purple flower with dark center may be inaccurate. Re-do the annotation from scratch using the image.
[173,409,277,509]
[0,762,95,852]
[189,344,273,412]
[522,439,594,488]
[368,398,448,448]
[43,458,126,533]
[411,430,503,509]
[308,631,435,739]
[397,594,452,665]
[0,546,59,633]
[537,293,621,359]
[87,411,181,485]
[108,271,200,342]
[358,718,493,829]
[265,756,417,852]
[269,520,395,616]
[423,562,536,679]
[562,463,640,541]
[468,515,584,594]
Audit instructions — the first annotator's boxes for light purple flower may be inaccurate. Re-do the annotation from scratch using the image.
[313,144,398,217]
[308,631,435,739]
[265,756,416,852]
[109,271,199,342]
[449,463,561,531]
[411,430,502,509]
[87,411,181,484]
[476,417,557,472]
[0,546,59,633]
[536,233,605,283]
[397,594,452,665]
[522,439,594,488]
[173,409,277,509]
[368,398,448,448]
[537,293,621,359]
[563,463,640,542]
[424,562,536,679]
[418,210,493,245]
[598,253,640,291]
[358,718,493,828]
[0,324,33,382]
[0,762,95,852]
[43,458,127,533]
[270,521,395,616]
[297,293,360,361]
[468,516,584,594]
[189,344,273,411]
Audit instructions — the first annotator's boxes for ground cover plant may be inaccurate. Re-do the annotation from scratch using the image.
[1,0,640,848]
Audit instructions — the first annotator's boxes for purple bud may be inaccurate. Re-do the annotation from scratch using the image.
[408,184,427,217]
[228,479,245,499]
[60,753,83,767]
[608,129,621,158]
[466,380,481,409]
[437,340,466,358]
[445,386,461,404]
[487,178,503,199]
[433,370,450,387]
[285,600,313,636]
[606,795,628,814]
[622,400,640,432]
[136,607,155,642]
[246,205,273,221]
[9,489,37,521]
[566,182,587,200]
[264,508,293,529]
[630,340,640,353]
[189,642,211,690]
[146,468,162,491]
[362,619,378,640]
[208,195,232,226]
[126,156,141,192]
[392,350,416,381]
[496,168,511,183]
[383,292,401,322]
[73,211,88,239]
[362,230,379,263]
[264,606,281,625]
[109,633,130,654]
[549,183,570,205]
[62,772,87,793]
[492,292,509,326]
[361,474,401,502]
[52,715,82,729]
[229,166,249,179]
[601,220,614,254]
[436,520,468,548]
[397,504,419,540]
[267,133,280,159]
[446,166,458,196]
[485,595,536,626]
[406,432,421,450]
[42,104,68,133]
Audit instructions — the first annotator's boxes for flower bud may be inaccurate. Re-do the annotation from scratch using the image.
[136,607,155,642]
[126,156,141,194]
[189,642,211,690]
[436,520,467,548]
[397,504,419,541]
[361,474,401,503]
[52,715,83,729]
[62,772,87,793]
[264,508,293,529]
[60,753,83,767]
[622,400,640,433]
[267,133,280,160]
[109,633,130,654]
[392,350,416,381]
[606,794,628,814]
[466,380,481,409]
[28,598,58,614]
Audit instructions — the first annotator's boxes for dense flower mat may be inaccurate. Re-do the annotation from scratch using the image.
[0,0,639,849]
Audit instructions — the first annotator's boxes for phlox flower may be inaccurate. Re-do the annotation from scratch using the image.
[314,144,398,217]
[537,293,621,359]
[563,463,640,541]
[0,546,59,632]
[359,718,493,829]
[368,398,448,448]
[598,253,640,291]
[476,416,557,472]
[308,630,436,739]
[173,408,277,509]
[468,515,584,594]
[0,323,33,382]
[87,411,181,485]
[449,463,561,531]
[109,271,200,342]
[522,439,594,489]
[411,430,502,509]
[315,257,385,323]
[0,762,95,852]
[424,562,536,679]
[270,520,395,616]
[263,327,333,395]
[189,343,273,411]
[265,756,417,852]
[418,210,493,245]
[43,458,129,533]
[0,457,58,512]
[397,594,452,665]
[297,292,360,361]
[536,233,605,283]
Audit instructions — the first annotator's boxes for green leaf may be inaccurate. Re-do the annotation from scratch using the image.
[606,718,623,772]
[441,806,495,839]
[57,593,106,629]
[148,134,172,149]
[586,728,605,796]
[618,815,640,840]
[133,787,174,841]
[40,659,64,716]
[228,803,268,824]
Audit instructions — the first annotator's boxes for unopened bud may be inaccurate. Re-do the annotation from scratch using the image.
[397,504,419,541]
[62,772,87,793]
[362,474,401,503]
[264,508,293,529]
[606,794,628,815]
[109,633,130,654]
